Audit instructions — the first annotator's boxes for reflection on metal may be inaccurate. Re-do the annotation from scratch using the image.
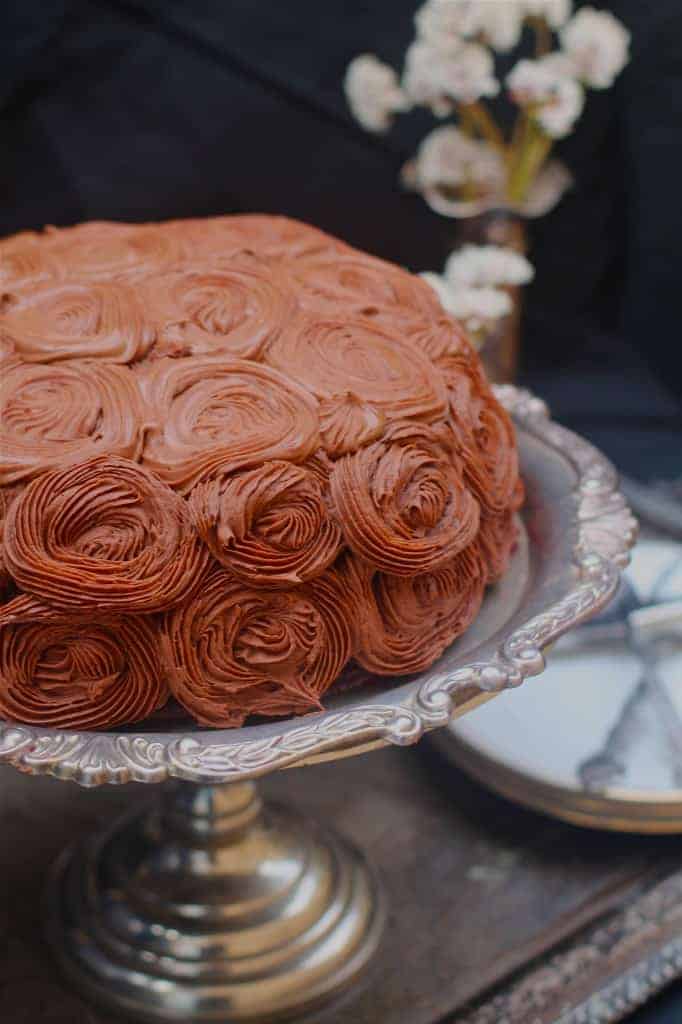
[48,782,385,1022]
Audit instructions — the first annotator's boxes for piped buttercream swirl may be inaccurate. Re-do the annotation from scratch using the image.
[145,255,297,361]
[44,220,187,280]
[4,455,208,612]
[356,543,487,674]
[190,459,342,586]
[161,562,354,727]
[0,360,147,485]
[265,317,447,432]
[140,355,320,492]
[0,609,168,729]
[0,280,155,363]
[329,421,480,575]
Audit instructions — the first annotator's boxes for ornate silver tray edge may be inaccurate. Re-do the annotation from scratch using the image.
[0,386,637,787]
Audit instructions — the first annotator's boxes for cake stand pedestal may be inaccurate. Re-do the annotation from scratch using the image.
[49,780,384,1022]
[0,387,636,1023]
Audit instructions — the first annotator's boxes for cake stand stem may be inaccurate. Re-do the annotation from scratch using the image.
[46,779,385,1022]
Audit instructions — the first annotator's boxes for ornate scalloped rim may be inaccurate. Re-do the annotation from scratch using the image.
[0,386,637,787]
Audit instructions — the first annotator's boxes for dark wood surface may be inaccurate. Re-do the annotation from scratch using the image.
[3,743,682,1023]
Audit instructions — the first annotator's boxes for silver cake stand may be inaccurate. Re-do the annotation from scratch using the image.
[0,387,635,1023]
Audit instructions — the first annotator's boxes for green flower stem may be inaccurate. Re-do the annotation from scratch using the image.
[506,113,553,205]
[461,101,508,158]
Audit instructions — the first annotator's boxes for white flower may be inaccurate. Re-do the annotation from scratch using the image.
[344,54,410,133]
[476,2,526,52]
[415,0,524,54]
[560,7,630,89]
[403,39,499,111]
[420,273,512,327]
[414,0,470,54]
[507,56,584,137]
[524,0,572,29]
[445,244,535,288]
[407,126,504,192]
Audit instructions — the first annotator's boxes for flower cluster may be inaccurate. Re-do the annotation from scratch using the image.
[344,1,630,214]
[421,244,535,337]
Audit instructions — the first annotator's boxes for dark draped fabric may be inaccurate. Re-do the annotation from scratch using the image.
[1,0,680,479]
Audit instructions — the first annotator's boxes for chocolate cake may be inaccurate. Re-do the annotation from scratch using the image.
[0,215,523,730]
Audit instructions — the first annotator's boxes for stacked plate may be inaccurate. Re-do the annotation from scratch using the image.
[433,539,682,832]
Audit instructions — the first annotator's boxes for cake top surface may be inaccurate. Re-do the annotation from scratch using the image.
[0,214,521,730]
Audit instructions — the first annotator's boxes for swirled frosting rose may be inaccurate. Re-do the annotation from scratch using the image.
[190,459,342,585]
[44,220,187,280]
[140,355,320,492]
[287,249,442,319]
[0,486,23,597]
[0,610,168,729]
[4,455,208,612]
[0,212,524,731]
[0,280,155,363]
[0,231,60,292]
[356,544,487,674]
[265,318,448,439]
[0,360,146,485]
[329,422,479,575]
[144,255,296,360]
[161,562,354,727]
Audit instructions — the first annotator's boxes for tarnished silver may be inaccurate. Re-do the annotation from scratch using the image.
[0,386,637,1021]
[48,782,386,1022]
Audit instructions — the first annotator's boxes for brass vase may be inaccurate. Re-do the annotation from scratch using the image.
[456,209,527,384]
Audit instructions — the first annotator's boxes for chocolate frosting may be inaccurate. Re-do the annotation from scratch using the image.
[143,255,296,361]
[0,360,146,485]
[0,606,168,729]
[265,317,448,430]
[329,421,480,576]
[161,562,354,727]
[0,213,524,730]
[0,280,155,363]
[140,355,320,492]
[4,455,208,612]
[190,459,342,586]
[356,543,487,674]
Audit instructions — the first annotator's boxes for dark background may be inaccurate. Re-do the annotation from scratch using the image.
[1,3,681,1020]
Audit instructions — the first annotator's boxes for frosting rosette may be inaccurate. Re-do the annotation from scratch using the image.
[405,312,471,364]
[329,421,480,575]
[265,318,447,434]
[141,355,320,492]
[145,255,296,360]
[190,459,342,585]
[0,360,147,485]
[45,220,186,280]
[287,249,441,319]
[356,543,486,674]
[318,393,385,457]
[4,455,208,612]
[0,486,23,596]
[0,280,155,363]
[452,387,522,515]
[0,231,60,291]
[0,611,168,729]
[161,563,354,727]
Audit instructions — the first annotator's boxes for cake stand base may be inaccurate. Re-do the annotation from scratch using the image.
[46,781,385,1022]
